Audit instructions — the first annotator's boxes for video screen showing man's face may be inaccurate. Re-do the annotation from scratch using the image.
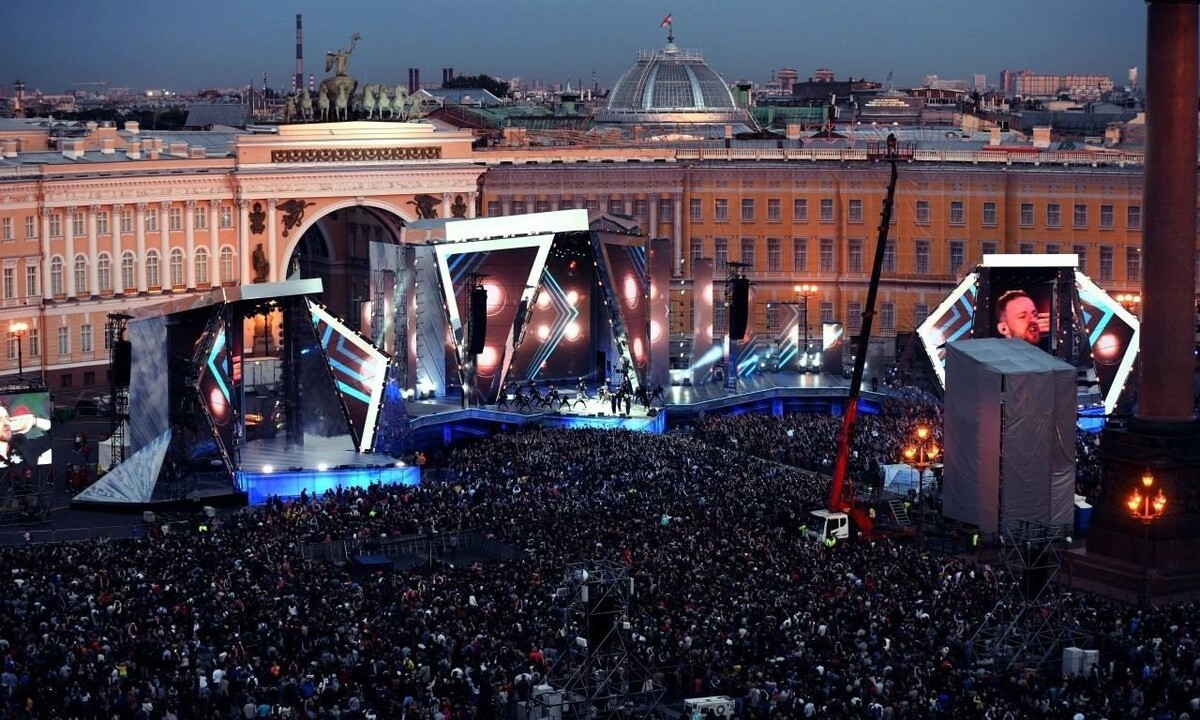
[995,289,1049,346]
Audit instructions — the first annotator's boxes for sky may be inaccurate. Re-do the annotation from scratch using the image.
[5,0,1147,94]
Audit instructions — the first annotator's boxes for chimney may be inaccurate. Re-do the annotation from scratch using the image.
[62,139,84,160]
[1032,126,1052,149]
[85,121,98,132]
[989,126,1002,146]
[188,147,207,159]
[126,142,141,160]
[143,138,159,160]
[100,138,115,155]
[786,124,802,141]
[3,140,17,158]
[124,120,140,134]
[294,14,304,93]
[168,142,188,157]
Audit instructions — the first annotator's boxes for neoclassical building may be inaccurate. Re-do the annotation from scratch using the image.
[0,115,1164,391]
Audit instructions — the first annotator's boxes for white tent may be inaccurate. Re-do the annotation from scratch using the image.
[97,421,131,469]
[880,463,935,497]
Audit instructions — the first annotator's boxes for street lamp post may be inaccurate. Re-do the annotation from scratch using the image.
[1127,468,1167,606]
[1116,292,1142,318]
[9,321,28,378]
[903,424,940,547]
[794,283,818,373]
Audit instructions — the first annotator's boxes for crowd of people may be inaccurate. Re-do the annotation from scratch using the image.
[1,405,1196,719]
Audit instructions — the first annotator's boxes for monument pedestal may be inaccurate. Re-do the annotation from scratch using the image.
[1065,419,1200,605]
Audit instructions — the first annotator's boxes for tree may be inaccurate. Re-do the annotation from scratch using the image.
[443,74,510,99]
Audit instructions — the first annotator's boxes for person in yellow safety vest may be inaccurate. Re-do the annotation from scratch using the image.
[824,535,837,550]
[972,531,980,550]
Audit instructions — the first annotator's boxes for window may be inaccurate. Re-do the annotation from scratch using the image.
[50,257,64,295]
[1019,242,1035,254]
[97,253,112,293]
[607,198,623,215]
[690,238,703,265]
[739,237,756,267]
[121,251,136,291]
[585,198,599,211]
[1073,245,1088,273]
[714,297,726,335]
[915,303,929,327]
[819,198,834,222]
[486,201,500,216]
[767,198,781,221]
[538,199,552,214]
[28,329,39,358]
[848,199,863,223]
[170,248,185,287]
[1126,247,1141,282]
[7,336,17,362]
[792,237,808,272]
[1073,204,1088,228]
[120,209,132,233]
[72,211,84,237]
[195,247,210,285]
[81,324,93,354]
[714,199,729,221]
[949,240,965,273]
[690,198,702,221]
[982,202,997,226]
[59,373,70,389]
[982,240,998,257]
[194,206,208,230]
[658,198,673,221]
[220,247,235,284]
[146,249,160,288]
[819,238,834,273]
[24,264,38,297]
[1043,243,1060,255]
[24,216,36,240]
[848,301,863,331]
[714,237,729,271]
[145,208,158,232]
[915,239,931,275]
[766,305,780,333]
[848,238,864,273]
[1,218,9,242]
[1047,203,1061,227]
[793,198,808,222]
[741,198,755,221]
[1099,246,1114,281]
[96,211,109,235]
[881,302,895,332]
[57,326,70,357]
[916,201,930,224]
[2,268,12,299]
[1020,203,1034,227]
[950,201,964,225]
[559,198,574,210]
[74,254,88,294]
[49,213,62,238]
[767,237,782,272]
[883,239,896,273]
[511,200,526,214]
[820,301,834,324]
[1127,205,1141,230]
[220,206,233,228]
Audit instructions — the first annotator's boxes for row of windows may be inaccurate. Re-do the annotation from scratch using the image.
[486,197,676,221]
[5,322,109,362]
[35,246,237,298]
[1,206,237,241]
[687,236,1144,281]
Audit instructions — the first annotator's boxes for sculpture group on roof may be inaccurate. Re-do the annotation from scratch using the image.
[282,33,425,124]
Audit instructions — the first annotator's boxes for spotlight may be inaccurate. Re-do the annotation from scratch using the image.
[262,465,274,474]
[317,463,329,472]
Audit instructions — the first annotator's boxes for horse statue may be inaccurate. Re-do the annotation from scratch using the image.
[299,88,313,121]
[284,95,296,124]
[317,87,330,122]
[404,92,423,121]
[389,84,407,120]
[362,84,378,119]
[334,84,350,121]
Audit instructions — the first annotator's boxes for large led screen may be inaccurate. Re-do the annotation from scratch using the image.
[310,301,389,451]
[0,390,52,472]
[602,240,650,383]
[510,233,594,382]
[197,319,235,462]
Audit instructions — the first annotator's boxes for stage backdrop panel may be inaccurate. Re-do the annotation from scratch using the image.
[943,339,1076,534]
[649,238,672,388]
[128,315,170,453]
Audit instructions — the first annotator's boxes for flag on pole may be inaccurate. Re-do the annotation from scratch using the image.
[660,14,673,28]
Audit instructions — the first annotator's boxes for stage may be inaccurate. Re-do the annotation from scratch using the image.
[236,434,420,505]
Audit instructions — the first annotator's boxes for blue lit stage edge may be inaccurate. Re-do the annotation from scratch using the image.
[239,464,421,505]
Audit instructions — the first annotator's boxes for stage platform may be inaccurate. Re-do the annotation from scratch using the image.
[236,433,420,505]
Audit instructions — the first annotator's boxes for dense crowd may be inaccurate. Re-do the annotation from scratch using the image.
[0,414,1194,719]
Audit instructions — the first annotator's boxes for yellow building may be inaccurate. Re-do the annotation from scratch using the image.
[0,117,1160,391]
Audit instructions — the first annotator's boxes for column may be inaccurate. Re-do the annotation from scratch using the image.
[623,194,633,216]
[209,200,220,286]
[65,206,77,296]
[185,201,197,289]
[501,197,511,215]
[673,194,683,277]
[87,205,100,295]
[135,203,147,292]
[39,210,51,301]
[649,194,659,238]
[111,204,124,295]
[442,192,451,219]
[267,199,278,283]
[466,192,477,218]
[159,202,170,289]
[239,200,251,285]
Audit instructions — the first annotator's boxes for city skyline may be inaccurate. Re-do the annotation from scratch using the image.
[9,0,1145,94]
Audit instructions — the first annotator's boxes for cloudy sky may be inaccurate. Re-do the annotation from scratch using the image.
[6,0,1146,93]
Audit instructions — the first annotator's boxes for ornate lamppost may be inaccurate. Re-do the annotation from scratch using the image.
[9,321,28,378]
[794,283,818,372]
[1127,468,1166,606]
[903,424,940,545]
[1115,292,1142,318]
